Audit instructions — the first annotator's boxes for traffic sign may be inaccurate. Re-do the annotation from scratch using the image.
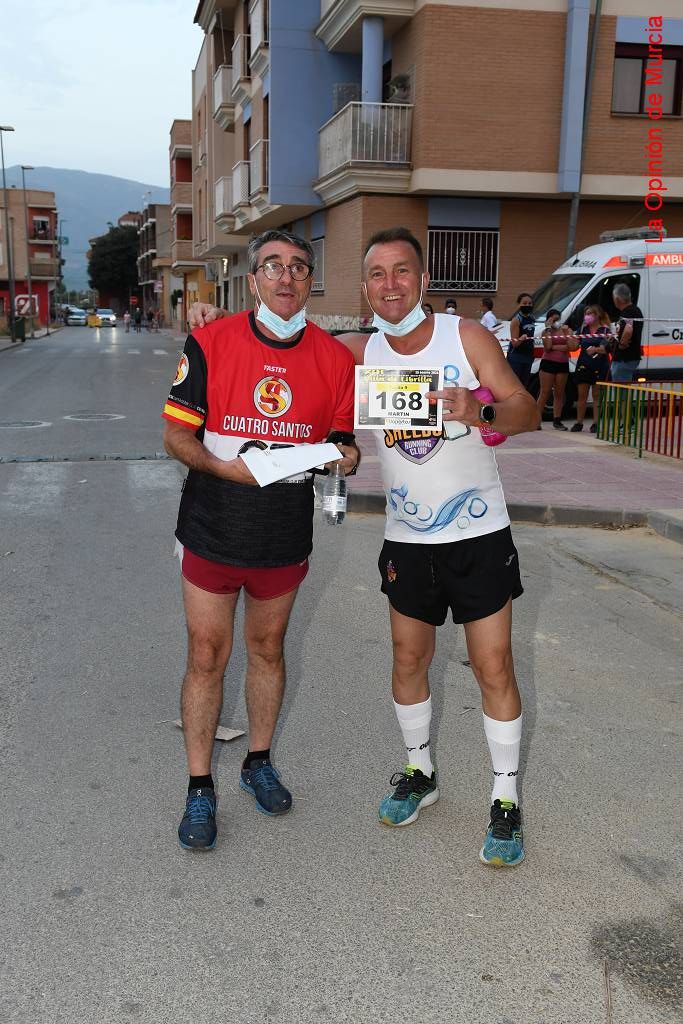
[15,294,37,315]
[59,236,69,245]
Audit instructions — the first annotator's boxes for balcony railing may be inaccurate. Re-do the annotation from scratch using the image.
[231,34,250,94]
[215,176,233,219]
[249,0,269,75]
[318,102,412,178]
[29,258,59,277]
[172,240,194,264]
[213,64,235,130]
[31,228,55,241]
[232,161,250,208]
[249,139,269,198]
[171,181,192,208]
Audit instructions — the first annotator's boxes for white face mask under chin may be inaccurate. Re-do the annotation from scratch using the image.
[254,283,307,339]
[364,279,427,338]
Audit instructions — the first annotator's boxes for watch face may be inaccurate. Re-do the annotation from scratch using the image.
[480,404,496,423]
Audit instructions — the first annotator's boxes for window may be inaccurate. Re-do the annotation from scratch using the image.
[611,44,683,115]
[427,228,499,292]
[32,217,50,239]
[311,238,324,293]
[566,272,642,329]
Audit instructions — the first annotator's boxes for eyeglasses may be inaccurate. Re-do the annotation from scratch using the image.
[256,260,313,282]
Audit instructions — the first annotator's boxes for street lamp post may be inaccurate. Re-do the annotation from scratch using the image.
[21,164,35,339]
[58,216,68,314]
[0,125,17,343]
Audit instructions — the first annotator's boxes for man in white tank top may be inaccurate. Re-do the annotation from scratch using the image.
[342,228,539,866]
[187,227,540,866]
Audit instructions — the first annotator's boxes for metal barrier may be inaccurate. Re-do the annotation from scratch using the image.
[595,381,682,459]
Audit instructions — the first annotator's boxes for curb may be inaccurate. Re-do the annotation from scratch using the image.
[347,491,682,545]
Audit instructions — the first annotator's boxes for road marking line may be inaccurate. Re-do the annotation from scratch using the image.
[127,349,141,355]
[153,349,168,356]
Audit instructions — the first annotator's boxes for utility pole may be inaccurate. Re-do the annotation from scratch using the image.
[0,125,17,343]
[566,0,603,260]
[21,164,35,339]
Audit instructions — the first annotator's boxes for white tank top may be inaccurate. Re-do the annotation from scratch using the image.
[365,314,510,544]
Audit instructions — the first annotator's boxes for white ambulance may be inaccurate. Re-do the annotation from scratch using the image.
[497,228,683,383]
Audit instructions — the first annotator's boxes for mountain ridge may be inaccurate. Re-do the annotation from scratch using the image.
[4,166,170,290]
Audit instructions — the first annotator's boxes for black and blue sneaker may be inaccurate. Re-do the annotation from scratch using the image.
[479,798,524,867]
[240,758,292,816]
[378,766,439,827]
[178,787,217,850]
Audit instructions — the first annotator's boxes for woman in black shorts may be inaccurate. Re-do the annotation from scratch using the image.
[536,308,571,430]
[571,304,612,432]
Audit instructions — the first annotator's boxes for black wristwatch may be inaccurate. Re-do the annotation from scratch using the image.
[479,403,496,424]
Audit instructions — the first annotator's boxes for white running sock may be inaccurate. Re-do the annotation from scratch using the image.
[483,713,522,804]
[394,697,434,776]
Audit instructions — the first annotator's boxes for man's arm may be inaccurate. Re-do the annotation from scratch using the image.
[430,319,540,436]
[618,320,633,349]
[188,302,228,329]
[163,422,257,485]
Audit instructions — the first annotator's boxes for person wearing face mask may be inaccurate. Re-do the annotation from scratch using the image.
[162,229,359,852]
[536,308,571,430]
[507,293,536,387]
[444,299,458,315]
[571,304,612,432]
[188,226,540,868]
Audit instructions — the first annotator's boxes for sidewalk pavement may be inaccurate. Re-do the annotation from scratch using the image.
[0,325,60,353]
[350,425,683,544]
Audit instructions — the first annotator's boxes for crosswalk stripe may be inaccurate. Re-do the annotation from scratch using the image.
[153,349,168,356]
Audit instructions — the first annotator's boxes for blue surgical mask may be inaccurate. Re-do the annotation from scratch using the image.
[365,278,427,337]
[254,284,307,339]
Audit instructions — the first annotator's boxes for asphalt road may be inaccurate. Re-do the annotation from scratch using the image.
[1,327,681,1024]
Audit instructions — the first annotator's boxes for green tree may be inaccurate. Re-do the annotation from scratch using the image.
[88,226,139,303]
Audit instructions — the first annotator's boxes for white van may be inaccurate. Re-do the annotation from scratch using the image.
[497,228,683,383]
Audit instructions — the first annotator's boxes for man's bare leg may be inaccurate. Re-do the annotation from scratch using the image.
[239,586,300,815]
[379,606,439,826]
[181,578,239,775]
[464,599,524,866]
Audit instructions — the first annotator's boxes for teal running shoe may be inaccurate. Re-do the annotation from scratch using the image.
[240,758,292,816]
[479,798,524,867]
[379,767,439,827]
[178,787,217,851]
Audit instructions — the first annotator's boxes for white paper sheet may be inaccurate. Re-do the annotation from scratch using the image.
[239,442,342,487]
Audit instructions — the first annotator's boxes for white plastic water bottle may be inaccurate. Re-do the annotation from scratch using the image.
[322,462,347,525]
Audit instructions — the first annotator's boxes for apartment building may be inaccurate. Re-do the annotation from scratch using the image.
[191,0,683,323]
[0,186,58,326]
[137,201,176,321]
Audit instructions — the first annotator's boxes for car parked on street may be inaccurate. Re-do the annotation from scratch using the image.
[66,307,88,326]
[96,308,117,327]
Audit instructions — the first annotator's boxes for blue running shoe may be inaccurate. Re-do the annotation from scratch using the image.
[178,787,217,851]
[479,798,524,867]
[240,758,292,816]
[379,767,439,827]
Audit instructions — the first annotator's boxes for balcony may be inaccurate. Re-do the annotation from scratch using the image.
[249,139,269,204]
[231,34,251,105]
[171,239,200,270]
[249,0,269,78]
[215,176,235,232]
[315,102,412,205]
[171,181,192,213]
[232,161,250,210]
[30,228,56,243]
[29,258,59,278]
[213,65,236,131]
[316,0,414,52]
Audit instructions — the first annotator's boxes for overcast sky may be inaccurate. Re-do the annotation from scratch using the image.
[0,0,202,186]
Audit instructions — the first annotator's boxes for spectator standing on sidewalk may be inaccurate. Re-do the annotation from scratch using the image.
[507,293,536,387]
[480,298,497,331]
[611,284,643,383]
[444,298,458,315]
[134,308,142,333]
[537,308,571,430]
[571,305,611,433]
[123,310,131,333]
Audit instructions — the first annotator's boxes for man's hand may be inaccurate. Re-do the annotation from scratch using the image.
[218,457,258,486]
[335,443,360,475]
[188,302,227,330]
[429,386,482,427]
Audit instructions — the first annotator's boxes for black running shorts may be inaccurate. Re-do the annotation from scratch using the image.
[378,526,523,626]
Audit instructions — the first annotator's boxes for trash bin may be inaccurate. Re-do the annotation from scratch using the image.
[14,316,25,342]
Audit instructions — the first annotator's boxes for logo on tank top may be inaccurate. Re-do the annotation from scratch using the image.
[383,428,445,464]
[253,376,292,417]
